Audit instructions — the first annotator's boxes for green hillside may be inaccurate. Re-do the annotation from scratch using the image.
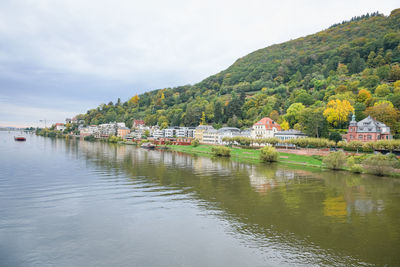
[77,8,400,138]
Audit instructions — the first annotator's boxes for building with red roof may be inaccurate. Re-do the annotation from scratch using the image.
[251,117,281,139]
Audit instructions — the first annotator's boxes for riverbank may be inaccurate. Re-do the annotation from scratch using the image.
[164,144,324,168]
[162,144,400,177]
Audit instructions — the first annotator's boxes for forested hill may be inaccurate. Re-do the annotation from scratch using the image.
[78,8,400,138]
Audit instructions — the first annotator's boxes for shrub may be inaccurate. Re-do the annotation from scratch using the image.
[211,146,231,157]
[362,153,398,176]
[260,146,279,162]
[84,135,96,141]
[191,139,200,147]
[323,151,347,170]
[108,135,122,143]
[350,164,363,173]
[347,156,363,173]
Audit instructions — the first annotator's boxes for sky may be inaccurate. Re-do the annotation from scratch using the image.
[0,0,398,127]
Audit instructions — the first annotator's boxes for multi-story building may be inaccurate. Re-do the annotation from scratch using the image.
[153,129,165,139]
[176,127,196,138]
[117,127,131,138]
[164,127,180,138]
[202,129,219,144]
[346,115,392,142]
[194,125,214,143]
[251,117,281,139]
[218,127,241,144]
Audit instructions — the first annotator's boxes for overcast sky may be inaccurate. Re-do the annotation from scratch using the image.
[0,0,398,127]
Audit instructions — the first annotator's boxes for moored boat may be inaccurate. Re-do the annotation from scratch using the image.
[140,142,155,149]
[14,136,26,141]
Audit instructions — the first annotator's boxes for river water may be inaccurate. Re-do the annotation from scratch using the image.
[0,131,400,266]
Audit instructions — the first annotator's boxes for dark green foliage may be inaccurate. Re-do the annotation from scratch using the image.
[84,135,96,141]
[329,132,343,144]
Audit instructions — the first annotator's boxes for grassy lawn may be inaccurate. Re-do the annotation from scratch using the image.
[165,144,323,167]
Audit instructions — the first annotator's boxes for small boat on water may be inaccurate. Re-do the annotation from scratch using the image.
[140,142,155,149]
[14,136,26,141]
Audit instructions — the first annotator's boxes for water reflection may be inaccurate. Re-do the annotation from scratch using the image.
[63,139,400,266]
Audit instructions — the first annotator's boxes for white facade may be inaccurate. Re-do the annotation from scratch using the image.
[218,127,241,144]
[202,129,219,144]
[274,130,307,141]
[153,129,164,138]
[176,127,195,138]
[55,125,66,131]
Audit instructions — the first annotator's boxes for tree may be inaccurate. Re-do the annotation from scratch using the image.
[299,105,328,138]
[269,110,280,122]
[364,101,400,132]
[329,132,342,144]
[354,102,367,121]
[129,95,140,105]
[284,103,305,127]
[389,64,400,81]
[281,120,290,131]
[213,101,223,123]
[200,112,206,125]
[357,88,371,103]
[375,84,391,97]
[323,99,354,127]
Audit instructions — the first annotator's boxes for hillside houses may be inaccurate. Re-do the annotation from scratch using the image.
[78,117,307,145]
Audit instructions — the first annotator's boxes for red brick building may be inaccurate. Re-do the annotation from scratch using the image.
[345,115,392,142]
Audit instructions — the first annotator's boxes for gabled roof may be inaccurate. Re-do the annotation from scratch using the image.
[356,115,389,133]
[253,117,281,131]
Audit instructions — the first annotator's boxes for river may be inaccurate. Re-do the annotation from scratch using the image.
[1,131,400,266]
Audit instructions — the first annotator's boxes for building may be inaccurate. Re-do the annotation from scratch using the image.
[274,130,307,141]
[133,120,145,128]
[218,127,241,144]
[153,129,164,139]
[251,117,281,139]
[117,127,131,138]
[80,125,99,137]
[55,123,66,131]
[346,115,392,142]
[194,125,214,143]
[176,127,195,138]
[165,127,180,138]
[202,128,219,144]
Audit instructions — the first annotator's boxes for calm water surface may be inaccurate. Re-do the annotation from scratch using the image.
[1,132,400,266]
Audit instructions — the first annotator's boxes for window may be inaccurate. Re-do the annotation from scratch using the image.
[359,135,363,139]
[367,135,371,140]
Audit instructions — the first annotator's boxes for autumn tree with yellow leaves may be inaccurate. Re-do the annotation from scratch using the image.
[128,94,140,105]
[323,99,354,128]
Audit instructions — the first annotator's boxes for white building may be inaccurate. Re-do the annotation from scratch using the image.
[153,129,164,139]
[218,127,241,144]
[274,130,307,141]
[176,127,196,138]
[251,117,281,139]
[202,129,219,144]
